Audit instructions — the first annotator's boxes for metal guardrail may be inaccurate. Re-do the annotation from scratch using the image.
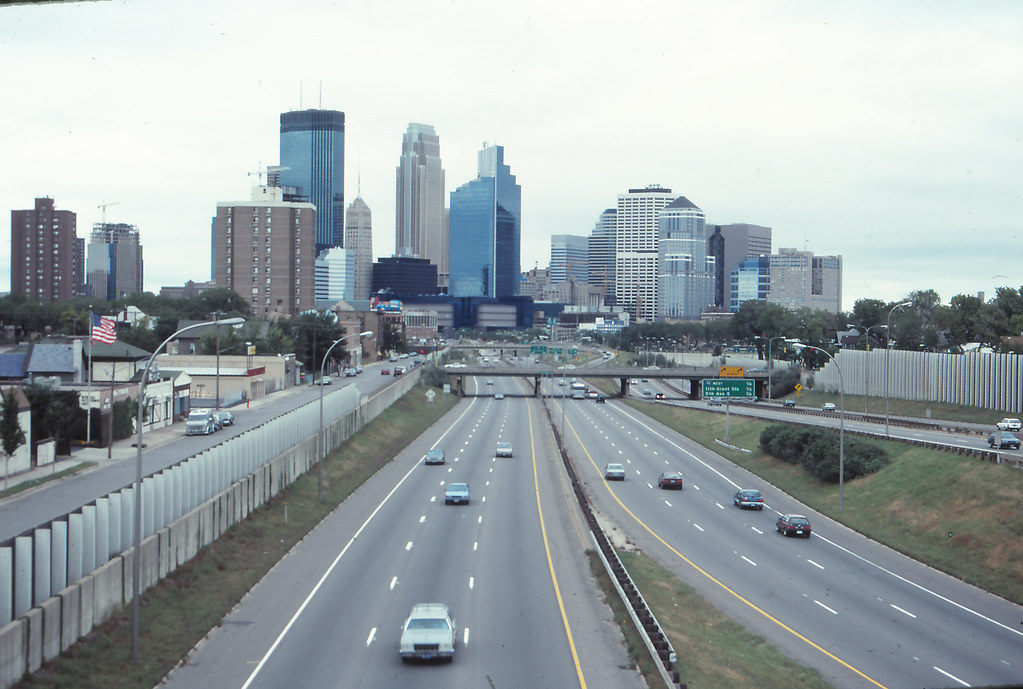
[540,397,683,688]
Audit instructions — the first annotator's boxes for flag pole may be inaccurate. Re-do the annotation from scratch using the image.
[87,309,93,446]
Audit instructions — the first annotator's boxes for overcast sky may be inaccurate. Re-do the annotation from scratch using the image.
[2,0,1021,312]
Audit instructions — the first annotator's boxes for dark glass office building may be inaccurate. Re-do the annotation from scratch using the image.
[448,145,520,299]
[279,109,345,254]
[371,256,439,298]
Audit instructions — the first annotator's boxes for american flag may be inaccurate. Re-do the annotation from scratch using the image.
[91,314,117,344]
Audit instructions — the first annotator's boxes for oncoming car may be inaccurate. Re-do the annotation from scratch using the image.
[776,514,812,537]
[997,418,1022,431]
[604,463,626,480]
[399,603,457,662]
[444,482,470,504]
[733,489,764,510]
[423,449,445,465]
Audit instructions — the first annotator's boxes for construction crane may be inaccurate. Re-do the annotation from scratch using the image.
[97,201,119,224]
[247,164,289,186]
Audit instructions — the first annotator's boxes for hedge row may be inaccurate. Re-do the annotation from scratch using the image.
[758,424,890,483]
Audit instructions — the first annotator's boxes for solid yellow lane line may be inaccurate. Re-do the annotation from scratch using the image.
[565,414,889,689]
[529,403,587,689]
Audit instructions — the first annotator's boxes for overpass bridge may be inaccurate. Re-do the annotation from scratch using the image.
[443,365,769,399]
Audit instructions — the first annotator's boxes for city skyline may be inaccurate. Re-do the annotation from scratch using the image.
[3,1,1021,311]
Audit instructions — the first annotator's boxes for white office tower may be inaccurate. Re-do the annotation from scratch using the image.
[549,234,589,283]
[614,185,675,322]
[395,123,448,288]
[345,197,373,301]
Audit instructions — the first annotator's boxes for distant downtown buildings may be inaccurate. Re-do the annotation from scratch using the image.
[9,108,842,322]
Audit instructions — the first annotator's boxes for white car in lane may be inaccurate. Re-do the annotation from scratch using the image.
[996,417,1022,431]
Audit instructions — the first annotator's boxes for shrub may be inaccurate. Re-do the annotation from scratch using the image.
[759,424,889,483]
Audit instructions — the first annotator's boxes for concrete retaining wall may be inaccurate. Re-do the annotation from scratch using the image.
[0,370,421,688]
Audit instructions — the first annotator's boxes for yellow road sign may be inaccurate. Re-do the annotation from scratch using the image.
[720,366,745,378]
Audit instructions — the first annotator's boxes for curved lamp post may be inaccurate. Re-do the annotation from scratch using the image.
[766,336,787,401]
[790,341,846,512]
[885,301,913,437]
[847,323,887,414]
[318,330,372,501]
[132,316,244,660]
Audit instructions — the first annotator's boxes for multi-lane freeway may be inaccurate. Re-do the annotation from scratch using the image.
[158,375,645,689]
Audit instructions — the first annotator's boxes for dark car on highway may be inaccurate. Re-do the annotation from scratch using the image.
[988,431,1021,450]
[776,514,812,537]
[657,471,684,490]
[733,489,765,510]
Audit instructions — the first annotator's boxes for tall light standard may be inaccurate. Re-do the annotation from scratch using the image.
[790,341,846,512]
[318,330,372,501]
[766,336,787,401]
[847,323,887,414]
[885,301,913,437]
[131,316,244,660]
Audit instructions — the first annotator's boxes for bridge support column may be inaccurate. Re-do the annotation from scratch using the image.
[620,377,629,397]
[534,376,541,397]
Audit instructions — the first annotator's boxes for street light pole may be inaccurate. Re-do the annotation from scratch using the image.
[791,341,846,512]
[318,330,372,502]
[847,323,887,414]
[767,336,786,401]
[885,301,913,437]
[131,316,244,661]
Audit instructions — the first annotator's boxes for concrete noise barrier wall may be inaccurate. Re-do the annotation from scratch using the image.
[0,370,420,688]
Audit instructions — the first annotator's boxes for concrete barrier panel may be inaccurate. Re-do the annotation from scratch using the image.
[140,534,160,594]
[0,618,26,689]
[158,529,171,580]
[78,574,94,637]
[95,498,109,565]
[120,488,134,553]
[91,557,122,627]
[58,584,80,652]
[40,596,60,662]
[23,607,41,674]
[82,504,96,576]
[121,548,134,603]
[13,537,32,620]
[49,521,67,598]
[32,529,50,606]
[142,478,155,540]
[67,513,83,586]
[108,496,121,559]
[0,547,11,626]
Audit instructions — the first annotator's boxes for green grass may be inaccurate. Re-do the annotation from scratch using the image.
[0,462,95,499]
[630,399,1023,605]
[588,549,833,689]
[15,386,459,689]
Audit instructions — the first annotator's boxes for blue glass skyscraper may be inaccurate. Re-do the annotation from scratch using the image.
[448,145,520,298]
[279,109,345,254]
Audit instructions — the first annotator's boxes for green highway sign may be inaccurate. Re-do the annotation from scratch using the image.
[701,378,755,399]
[550,347,563,355]
[530,345,547,354]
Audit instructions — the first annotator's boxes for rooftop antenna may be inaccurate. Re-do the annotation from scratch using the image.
[299,82,303,109]
[319,79,322,108]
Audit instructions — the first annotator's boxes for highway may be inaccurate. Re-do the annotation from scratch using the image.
[158,375,645,689]
[553,389,1023,689]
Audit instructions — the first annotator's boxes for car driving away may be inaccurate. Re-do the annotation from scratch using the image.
[444,482,470,504]
[657,471,684,490]
[423,449,445,465]
[496,442,513,458]
[776,514,812,537]
[399,603,457,663]
[988,431,1021,449]
[733,488,764,510]
[604,463,626,480]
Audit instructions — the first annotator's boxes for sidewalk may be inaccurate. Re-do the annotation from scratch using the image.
[1,384,309,499]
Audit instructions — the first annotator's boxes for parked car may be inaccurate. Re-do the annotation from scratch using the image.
[184,409,215,436]
[657,471,684,490]
[822,402,837,412]
[444,482,470,504]
[399,603,457,662]
[381,368,390,375]
[997,418,1022,431]
[423,449,445,465]
[733,489,765,510]
[776,514,812,537]
[345,368,358,377]
[496,442,513,458]
[988,431,1021,449]
[604,463,626,480]
[213,410,234,428]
